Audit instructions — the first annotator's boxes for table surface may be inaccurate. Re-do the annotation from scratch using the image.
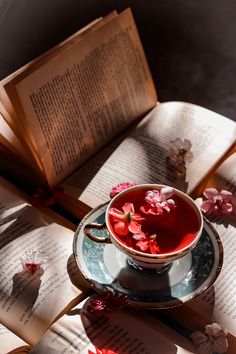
[0,0,236,122]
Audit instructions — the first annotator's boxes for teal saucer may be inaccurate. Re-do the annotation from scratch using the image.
[73,203,223,309]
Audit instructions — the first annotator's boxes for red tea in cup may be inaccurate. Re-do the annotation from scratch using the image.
[107,185,202,256]
[84,184,203,271]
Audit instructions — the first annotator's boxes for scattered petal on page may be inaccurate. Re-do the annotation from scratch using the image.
[31,186,64,206]
[200,188,233,217]
[191,323,228,354]
[140,187,175,215]
[87,291,127,314]
[167,138,194,171]
[21,249,47,274]
[110,182,136,198]
[109,203,145,236]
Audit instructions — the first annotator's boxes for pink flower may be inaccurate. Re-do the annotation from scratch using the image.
[109,203,145,236]
[200,188,233,216]
[168,138,194,168]
[21,249,47,274]
[110,182,136,198]
[88,346,118,354]
[31,186,64,206]
[191,323,228,354]
[140,187,175,215]
[87,292,127,314]
[136,234,160,254]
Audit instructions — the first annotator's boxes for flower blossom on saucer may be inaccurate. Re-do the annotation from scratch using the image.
[87,292,127,314]
[109,203,145,236]
[200,188,233,217]
[140,187,175,215]
[168,138,194,168]
[88,346,118,354]
[191,323,228,354]
[110,182,136,198]
[21,249,47,274]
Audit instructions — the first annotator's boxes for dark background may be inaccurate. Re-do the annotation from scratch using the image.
[1,0,236,121]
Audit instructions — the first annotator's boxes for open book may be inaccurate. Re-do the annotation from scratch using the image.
[0,8,235,220]
[29,297,195,354]
[0,177,90,353]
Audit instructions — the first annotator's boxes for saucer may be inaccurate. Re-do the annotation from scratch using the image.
[73,203,223,309]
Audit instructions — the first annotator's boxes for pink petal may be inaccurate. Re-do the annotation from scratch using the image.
[211,336,228,353]
[132,213,145,221]
[128,220,142,234]
[172,137,183,149]
[203,188,219,199]
[198,342,214,354]
[114,221,129,236]
[122,203,135,214]
[140,205,163,215]
[220,190,233,203]
[136,240,149,252]
[109,208,125,220]
[184,151,194,163]
[191,331,208,345]
[110,182,136,198]
[132,231,146,240]
[200,200,214,213]
[221,203,233,214]
[150,241,160,254]
[183,138,192,150]
[160,187,174,201]
[205,323,226,337]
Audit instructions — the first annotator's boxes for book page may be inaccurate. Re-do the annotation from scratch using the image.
[0,178,89,346]
[4,8,156,187]
[0,111,28,161]
[188,152,236,336]
[0,12,116,132]
[0,101,46,179]
[29,298,194,354]
[0,323,30,354]
[61,101,236,214]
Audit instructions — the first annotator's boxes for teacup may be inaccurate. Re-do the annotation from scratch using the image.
[83,184,203,272]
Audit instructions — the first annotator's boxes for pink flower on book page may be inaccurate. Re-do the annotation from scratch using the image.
[109,203,145,236]
[87,292,127,314]
[140,187,175,215]
[110,182,136,198]
[191,323,228,354]
[168,138,194,168]
[31,186,64,206]
[200,188,233,216]
[21,249,47,274]
[88,346,118,354]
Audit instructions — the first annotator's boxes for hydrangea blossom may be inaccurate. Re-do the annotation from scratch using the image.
[191,323,228,354]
